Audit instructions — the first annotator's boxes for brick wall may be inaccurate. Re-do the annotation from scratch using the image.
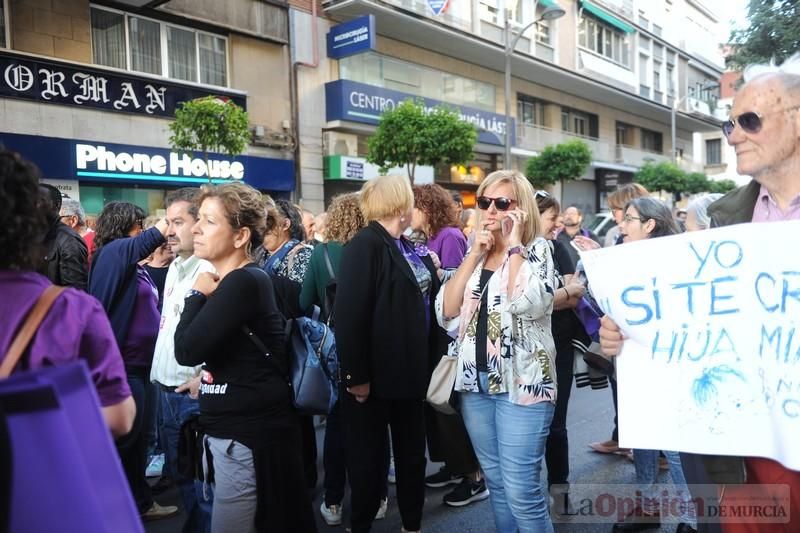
[288,0,322,15]
[10,0,91,62]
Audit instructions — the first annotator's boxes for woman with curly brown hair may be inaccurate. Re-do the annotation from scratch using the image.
[411,184,468,270]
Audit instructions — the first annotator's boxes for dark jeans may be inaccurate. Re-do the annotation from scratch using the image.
[545,340,575,488]
[159,387,213,533]
[117,369,156,514]
[323,401,389,506]
[343,394,426,533]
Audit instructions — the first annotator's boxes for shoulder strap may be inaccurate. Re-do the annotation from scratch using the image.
[321,243,335,279]
[1,285,66,378]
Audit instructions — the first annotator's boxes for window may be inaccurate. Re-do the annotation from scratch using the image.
[561,107,599,138]
[578,15,631,68]
[479,0,499,24]
[706,139,721,165]
[641,129,663,153]
[653,63,661,91]
[518,95,546,127]
[653,24,662,36]
[90,6,228,86]
[638,11,649,29]
[616,122,633,145]
[1,1,8,49]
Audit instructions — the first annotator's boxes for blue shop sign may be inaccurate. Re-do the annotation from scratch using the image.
[0,133,294,191]
[325,79,514,146]
[0,50,246,118]
[326,16,376,60]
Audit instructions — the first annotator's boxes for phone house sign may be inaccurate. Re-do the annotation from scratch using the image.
[76,144,245,180]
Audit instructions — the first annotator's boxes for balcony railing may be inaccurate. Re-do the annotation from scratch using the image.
[516,123,612,161]
[615,144,669,166]
[381,0,472,31]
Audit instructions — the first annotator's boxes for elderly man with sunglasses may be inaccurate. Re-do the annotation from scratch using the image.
[600,54,800,533]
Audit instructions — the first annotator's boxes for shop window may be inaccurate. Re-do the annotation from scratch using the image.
[641,128,663,153]
[339,52,496,112]
[579,15,631,68]
[706,139,721,165]
[91,5,228,87]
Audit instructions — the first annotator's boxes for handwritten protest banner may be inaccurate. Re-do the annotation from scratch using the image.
[580,221,800,470]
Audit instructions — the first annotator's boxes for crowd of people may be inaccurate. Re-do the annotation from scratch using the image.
[1,56,799,533]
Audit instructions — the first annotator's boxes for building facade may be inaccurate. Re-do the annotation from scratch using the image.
[0,0,295,215]
[290,0,728,213]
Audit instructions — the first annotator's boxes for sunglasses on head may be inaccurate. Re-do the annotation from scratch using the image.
[534,190,551,199]
[722,106,800,138]
[477,196,516,211]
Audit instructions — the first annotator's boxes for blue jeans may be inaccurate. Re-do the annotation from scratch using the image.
[160,388,213,533]
[633,449,696,523]
[460,373,555,533]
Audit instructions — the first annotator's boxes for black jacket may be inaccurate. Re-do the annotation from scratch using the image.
[334,221,446,400]
[40,222,88,291]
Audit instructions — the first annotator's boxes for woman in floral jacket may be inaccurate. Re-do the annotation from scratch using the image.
[436,170,557,533]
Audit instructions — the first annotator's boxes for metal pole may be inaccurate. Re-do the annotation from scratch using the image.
[504,16,512,168]
[671,100,677,163]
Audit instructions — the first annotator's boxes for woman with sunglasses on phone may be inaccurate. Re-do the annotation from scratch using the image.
[437,170,557,533]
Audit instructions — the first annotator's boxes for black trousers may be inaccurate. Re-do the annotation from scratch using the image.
[610,374,620,442]
[298,415,317,489]
[116,368,155,514]
[343,393,426,533]
[425,404,480,476]
[545,339,575,488]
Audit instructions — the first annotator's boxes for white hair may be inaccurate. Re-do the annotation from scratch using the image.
[743,52,800,83]
[60,197,86,226]
[686,193,724,230]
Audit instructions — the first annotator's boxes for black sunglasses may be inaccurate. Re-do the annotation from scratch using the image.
[477,196,516,211]
[722,106,800,138]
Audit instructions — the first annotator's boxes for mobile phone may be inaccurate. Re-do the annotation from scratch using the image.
[501,216,513,237]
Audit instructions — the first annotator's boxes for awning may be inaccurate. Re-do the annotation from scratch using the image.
[580,0,635,34]
[539,0,558,8]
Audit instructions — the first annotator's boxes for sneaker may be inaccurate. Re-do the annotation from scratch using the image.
[443,478,490,507]
[320,501,343,526]
[374,497,388,520]
[425,466,461,488]
[388,456,396,484]
[146,454,165,478]
[141,502,179,522]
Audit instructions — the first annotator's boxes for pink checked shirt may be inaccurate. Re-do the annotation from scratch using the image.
[751,184,800,222]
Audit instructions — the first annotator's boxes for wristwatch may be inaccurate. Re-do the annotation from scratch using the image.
[185,289,206,299]
[508,245,527,258]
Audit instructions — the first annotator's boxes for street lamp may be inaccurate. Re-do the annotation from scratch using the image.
[671,80,719,163]
[504,2,566,167]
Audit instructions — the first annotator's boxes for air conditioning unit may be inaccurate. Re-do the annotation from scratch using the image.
[322,132,358,157]
[685,97,712,116]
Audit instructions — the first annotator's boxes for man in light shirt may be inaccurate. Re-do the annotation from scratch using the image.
[151,188,215,532]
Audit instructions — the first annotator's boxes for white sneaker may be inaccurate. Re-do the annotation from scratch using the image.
[374,497,388,520]
[320,501,343,526]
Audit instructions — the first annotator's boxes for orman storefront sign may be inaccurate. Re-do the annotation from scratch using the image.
[0,51,246,117]
[325,79,514,147]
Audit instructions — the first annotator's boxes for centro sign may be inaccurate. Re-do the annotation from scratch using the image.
[75,144,245,180]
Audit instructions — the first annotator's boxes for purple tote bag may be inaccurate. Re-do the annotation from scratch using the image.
[0,360,143,533]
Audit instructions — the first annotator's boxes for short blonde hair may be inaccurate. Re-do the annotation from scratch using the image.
[359,174,414,222]
[476,170,540,245]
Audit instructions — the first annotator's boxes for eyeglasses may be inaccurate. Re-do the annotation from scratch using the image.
[477,196,516,211]
[722,106,800,138]
[623,214,644,223]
